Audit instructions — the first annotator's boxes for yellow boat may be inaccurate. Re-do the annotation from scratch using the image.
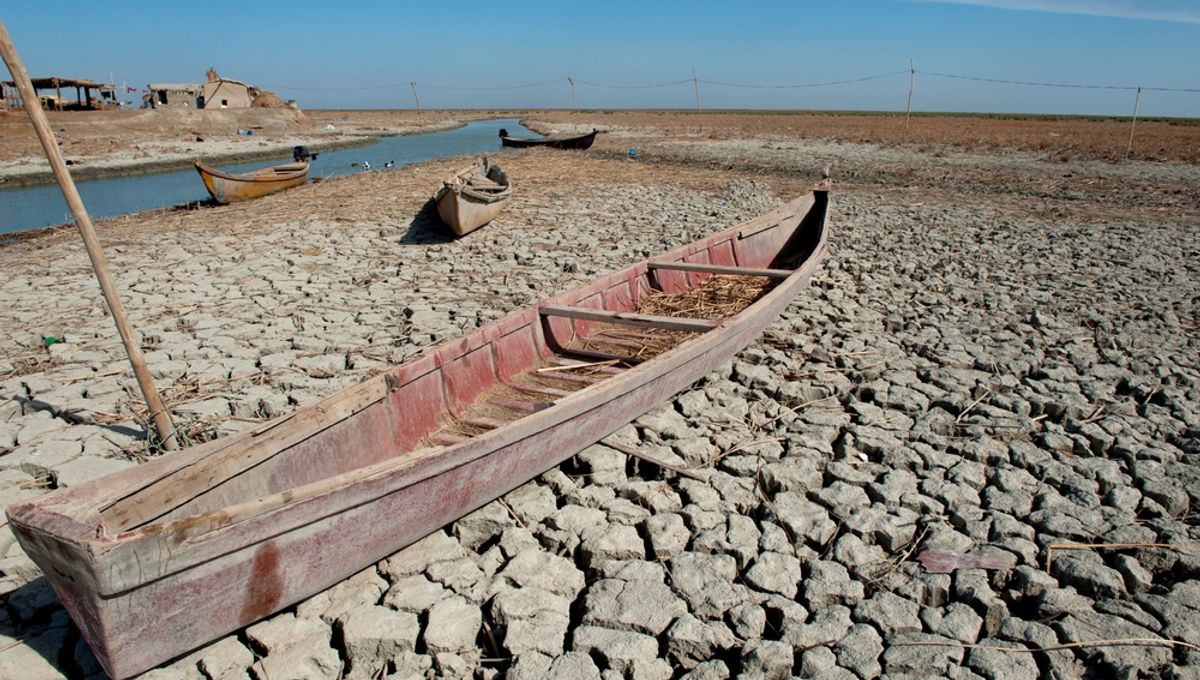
[194,160,308,204]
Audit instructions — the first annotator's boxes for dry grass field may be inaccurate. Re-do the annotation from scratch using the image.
[3,108,1196,168]
[528,110,1200,163]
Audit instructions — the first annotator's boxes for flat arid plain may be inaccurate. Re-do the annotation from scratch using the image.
[1,108,1198,679]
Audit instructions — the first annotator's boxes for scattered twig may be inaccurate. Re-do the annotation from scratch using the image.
[603,439,711,481]
[18,476,52,490]
[867,525,931,585]
[63,367,123,384]
[0,634,32,655]
[480,621,503,664]
[756,390,850,433]
[893,637,1200,654]
[1045,542,1200,572]
[832,349,878,358]
[795,638,838,651]
[956,390,992,424]
[496,498,526,528]
[1079,404,1106,424]
[710,436,784,466]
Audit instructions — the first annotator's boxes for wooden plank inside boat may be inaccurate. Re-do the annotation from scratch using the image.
[540,305,719,332]
[648,261,795,278]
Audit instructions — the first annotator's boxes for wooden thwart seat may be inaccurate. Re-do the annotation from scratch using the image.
[537,371,600,386]
[545,357,625,375]
[510,382,574,398]
[487,398,545,414]
[541,305,717,333]
[647,262,794,279]
[463,416,510,430]
[561,348,647,364]
[467,180,507,191]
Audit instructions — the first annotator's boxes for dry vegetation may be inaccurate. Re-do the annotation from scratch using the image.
[4,108,1196,170]
[530,110,1200,163]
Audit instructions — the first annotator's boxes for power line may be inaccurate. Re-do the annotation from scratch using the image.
[416,79,563,91]
[919,70,1200,94]
[273,79,563,92]
[267,69,1199,96]
[700,70,909,89]
[571,78,693,89]
[273,82,409,92]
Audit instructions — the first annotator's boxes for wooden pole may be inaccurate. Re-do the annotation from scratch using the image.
[692,66,701,112]
[410,81,421,117]
[1126,86,1141,158]
[567,76,576,111]
[904,58,915,137]
[0,20,178,450]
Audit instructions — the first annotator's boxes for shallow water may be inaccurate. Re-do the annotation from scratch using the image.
[0,118,537,235]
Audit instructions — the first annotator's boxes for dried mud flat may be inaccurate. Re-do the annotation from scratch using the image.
[0,114,1198,680]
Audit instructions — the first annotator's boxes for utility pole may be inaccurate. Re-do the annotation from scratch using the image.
[1126,86,1141,158]
[904,58,916,137]
[692,66,701,111]
[568,76,576,111]
[410,81,421,116]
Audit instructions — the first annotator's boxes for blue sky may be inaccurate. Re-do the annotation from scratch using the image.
[2,1,1197,116]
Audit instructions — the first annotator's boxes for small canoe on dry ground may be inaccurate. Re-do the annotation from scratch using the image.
[6,181,830,679]
[193,160,308,204]
[435,158,513,236]
[499,127,598,149]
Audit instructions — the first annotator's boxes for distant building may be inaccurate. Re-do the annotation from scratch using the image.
[1,76,119,111]
[146,69,271,110]
[202,68,256,108]
[146,83,203,109]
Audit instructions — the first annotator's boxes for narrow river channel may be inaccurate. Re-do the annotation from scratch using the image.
[0,118,537,235]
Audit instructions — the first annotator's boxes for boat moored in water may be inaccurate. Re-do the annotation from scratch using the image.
[498,127,598,150]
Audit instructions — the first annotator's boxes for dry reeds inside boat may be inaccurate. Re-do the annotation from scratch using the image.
[582,274,776,358]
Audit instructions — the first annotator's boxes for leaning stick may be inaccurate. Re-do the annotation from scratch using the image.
[0,21,177,450]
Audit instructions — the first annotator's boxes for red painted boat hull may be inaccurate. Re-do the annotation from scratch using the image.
[7,185,829,678]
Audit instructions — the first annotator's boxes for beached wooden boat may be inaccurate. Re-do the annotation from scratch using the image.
[434,158,513,236]
[499,127,598,150]
[6,183,830,679]
[193,159,308,204]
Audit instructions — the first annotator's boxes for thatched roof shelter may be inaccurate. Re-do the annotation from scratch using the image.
[0,76,118,111]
